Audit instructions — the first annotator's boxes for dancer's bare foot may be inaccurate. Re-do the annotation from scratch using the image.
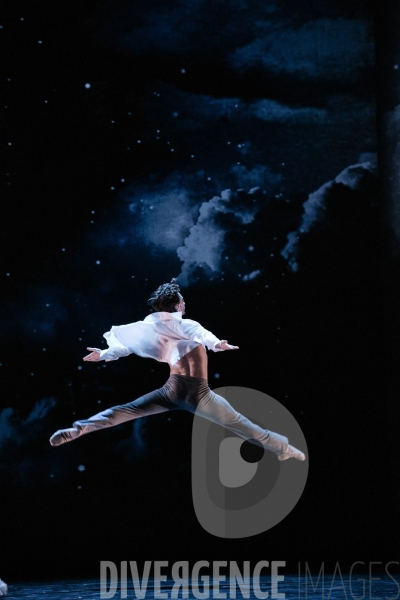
[49,427,81,447]
[278,444,306,461]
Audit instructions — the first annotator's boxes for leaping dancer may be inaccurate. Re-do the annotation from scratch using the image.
[50,279,306,461]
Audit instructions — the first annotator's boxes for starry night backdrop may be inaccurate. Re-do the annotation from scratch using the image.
[1,0,396,583]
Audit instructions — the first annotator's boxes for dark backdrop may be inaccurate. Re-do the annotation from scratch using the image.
[1,0,396,582]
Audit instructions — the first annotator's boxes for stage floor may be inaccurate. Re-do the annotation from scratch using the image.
[4,575,400,599]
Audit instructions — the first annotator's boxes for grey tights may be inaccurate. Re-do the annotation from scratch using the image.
[73,375,289,455]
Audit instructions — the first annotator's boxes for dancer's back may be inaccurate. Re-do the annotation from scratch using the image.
[169,344,208,379]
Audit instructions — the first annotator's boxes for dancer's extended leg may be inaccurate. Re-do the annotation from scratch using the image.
[190,386,305,460]
[49,385,177,446]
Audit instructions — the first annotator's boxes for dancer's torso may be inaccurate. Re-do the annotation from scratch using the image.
[169,344,208,379]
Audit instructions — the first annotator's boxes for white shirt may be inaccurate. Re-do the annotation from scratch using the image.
[96,311,223,366]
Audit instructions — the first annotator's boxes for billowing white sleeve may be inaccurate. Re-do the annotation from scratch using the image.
[98,328,131,362]
[182,319,223,352]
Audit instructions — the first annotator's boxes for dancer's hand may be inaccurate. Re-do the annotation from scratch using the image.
[215,340,239,351]
[83,347,101,362]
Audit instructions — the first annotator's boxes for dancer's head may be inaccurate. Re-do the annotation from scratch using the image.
[147,278,185,314]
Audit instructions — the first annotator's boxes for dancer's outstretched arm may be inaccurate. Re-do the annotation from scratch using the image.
[214,340,239,351]
[83,335,131,363]
[182,319,238,352]
[83,348,102,362]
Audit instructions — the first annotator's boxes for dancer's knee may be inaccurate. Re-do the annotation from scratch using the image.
[231,411,242,423]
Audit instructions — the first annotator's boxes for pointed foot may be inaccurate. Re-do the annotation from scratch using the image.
[49,427,81,447]
[278,444,306,461]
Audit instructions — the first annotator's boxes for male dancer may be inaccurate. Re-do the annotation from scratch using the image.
[50,279,305,461]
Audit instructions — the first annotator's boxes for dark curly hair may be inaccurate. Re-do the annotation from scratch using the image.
[147,278,181,313]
